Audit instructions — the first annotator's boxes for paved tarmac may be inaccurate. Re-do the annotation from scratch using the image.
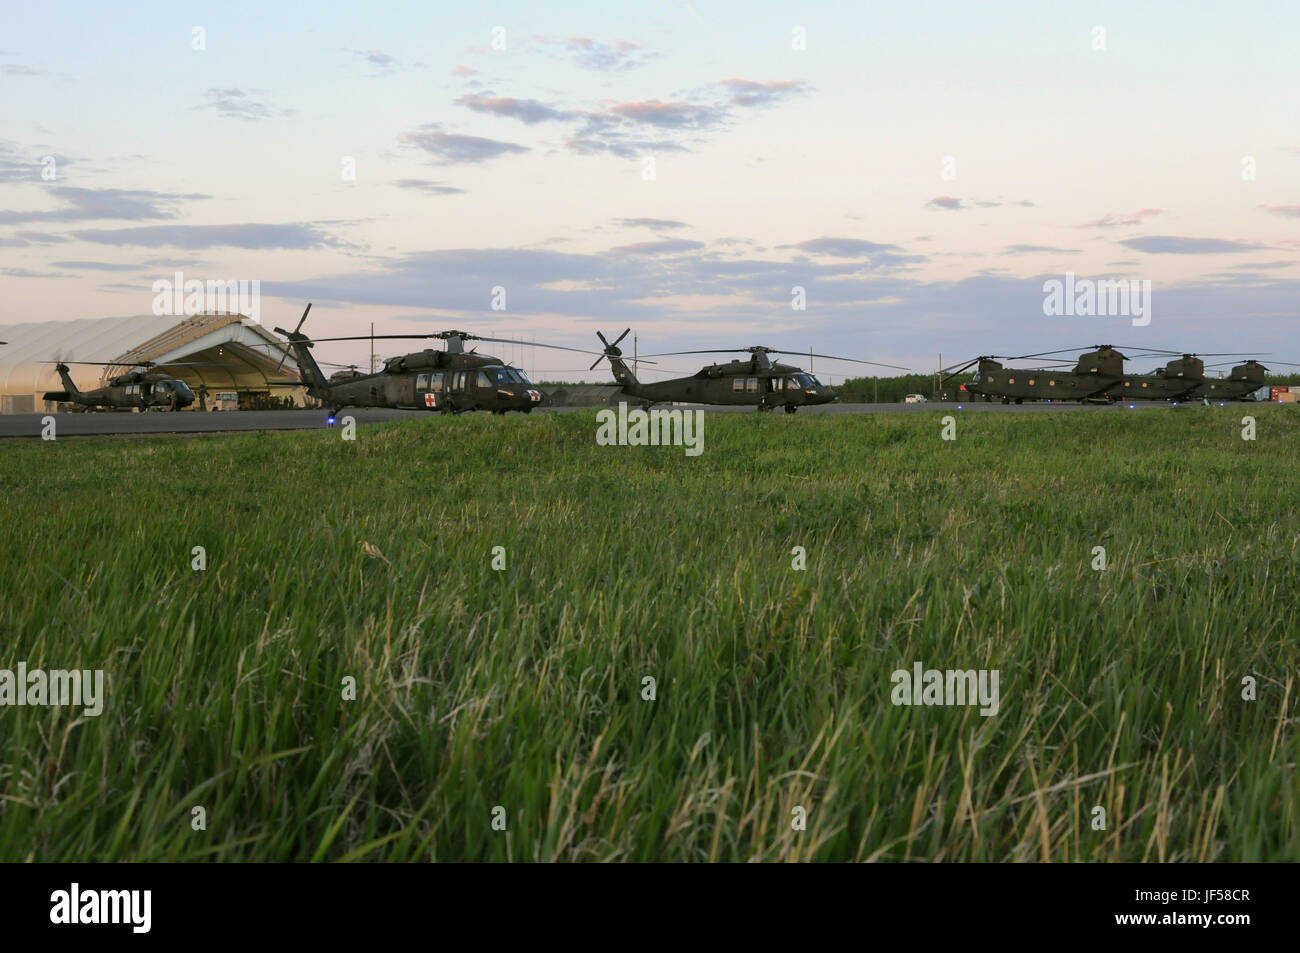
[0,399,1206,438]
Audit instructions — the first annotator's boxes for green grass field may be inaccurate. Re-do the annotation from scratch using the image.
[1,407,1297,861]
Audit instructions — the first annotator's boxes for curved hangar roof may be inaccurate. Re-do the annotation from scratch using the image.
[0,312,299,407]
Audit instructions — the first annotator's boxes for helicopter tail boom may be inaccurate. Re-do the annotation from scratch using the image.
[44,363,82,402]
[272,305,330,396]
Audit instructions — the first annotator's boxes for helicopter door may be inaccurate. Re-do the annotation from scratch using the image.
[415,372,446,410]
[448,371,468,408]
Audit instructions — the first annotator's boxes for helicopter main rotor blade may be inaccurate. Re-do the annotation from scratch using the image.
[940,358,982,384]
[639,348,908,370]
[277,332,605,358]
[763,350,910,370]
[460,334,607,358]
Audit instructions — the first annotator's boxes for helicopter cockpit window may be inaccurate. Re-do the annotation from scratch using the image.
[476,371,492,388]
[493,367,528,386]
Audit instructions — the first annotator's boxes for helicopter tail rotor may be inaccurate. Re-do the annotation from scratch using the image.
[589,328,631,370]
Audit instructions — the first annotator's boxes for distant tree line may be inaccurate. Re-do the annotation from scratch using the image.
[835,374,968,403]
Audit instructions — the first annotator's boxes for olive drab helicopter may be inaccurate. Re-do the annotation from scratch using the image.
[593,330,909,412]
[1083,349,1281,403]
[260,304,602,419]
[41,360,201,412]
[1184,359,1300,401]
[1103,353,1296,403]
[941,346,1128,403]
[943,345,1274,404]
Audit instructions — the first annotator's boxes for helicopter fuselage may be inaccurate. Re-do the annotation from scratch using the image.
[303,348,545,415]
[613,359,838,412]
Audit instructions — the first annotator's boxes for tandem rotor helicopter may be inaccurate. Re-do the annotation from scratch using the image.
[940,345,1293,405]
[591,329,910,412]
[254,304,606,420]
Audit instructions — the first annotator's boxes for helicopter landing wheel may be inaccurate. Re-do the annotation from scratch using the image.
[1014,398,1023,405]
[1001,398,1010,405]
[784,404,798,414]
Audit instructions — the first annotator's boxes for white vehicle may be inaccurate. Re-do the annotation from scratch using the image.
[904,394,928,403]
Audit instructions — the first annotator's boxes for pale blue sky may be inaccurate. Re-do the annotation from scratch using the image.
[2,1,1297,379]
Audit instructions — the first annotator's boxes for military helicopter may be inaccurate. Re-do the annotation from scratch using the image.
[943,346,1268,404]
[595,330,908,413]
[260,304,602,419]
[41,360,200,412]
[941,346,1128,403]
[1185,359,1300,401]
[1102,353,1293,403]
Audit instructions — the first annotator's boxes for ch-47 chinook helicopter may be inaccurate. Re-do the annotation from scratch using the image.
[1185,359,1300,401]
[1100,352,1293,403]
[943,345,1270,404]
[259,304,601,419]
[941,346,1128,403]
[40,360,199,412]
[591,329,908,412]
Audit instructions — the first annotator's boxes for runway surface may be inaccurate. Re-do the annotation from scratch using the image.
[0,399,1188,438]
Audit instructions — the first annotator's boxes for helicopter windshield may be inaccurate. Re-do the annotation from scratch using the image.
[492,367,529,386]
[797,374,819,388]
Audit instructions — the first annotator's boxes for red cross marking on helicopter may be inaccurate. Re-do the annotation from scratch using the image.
[424,392,437,408]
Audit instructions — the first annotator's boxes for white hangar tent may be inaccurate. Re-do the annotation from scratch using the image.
[0,313,301,413]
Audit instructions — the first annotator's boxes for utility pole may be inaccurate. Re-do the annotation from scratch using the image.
[634,334,638,377]
[370,323,376,374]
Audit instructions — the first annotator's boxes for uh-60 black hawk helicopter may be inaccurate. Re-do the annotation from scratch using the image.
[942,345,1277,404]
[261,304,603,420]
[41,360,198,412]
[590,329,908,412]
